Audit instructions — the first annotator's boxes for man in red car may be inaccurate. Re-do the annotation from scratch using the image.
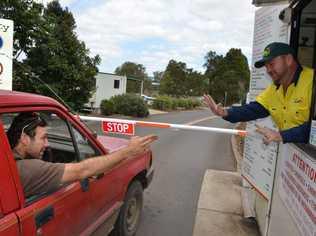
[7,112,157,198]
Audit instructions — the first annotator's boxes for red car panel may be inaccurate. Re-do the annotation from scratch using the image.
[0,90,153,235]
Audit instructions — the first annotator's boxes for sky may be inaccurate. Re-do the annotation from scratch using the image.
[42,0,257,76]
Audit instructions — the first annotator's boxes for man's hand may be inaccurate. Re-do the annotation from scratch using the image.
[203,94,228,117]
[127,134,158,156]
[255,124,282,145]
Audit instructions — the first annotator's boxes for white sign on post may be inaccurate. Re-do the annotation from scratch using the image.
[278,144,316,236]
[0,19,13,91]
[242,4,289,200]
[242,118,279,200]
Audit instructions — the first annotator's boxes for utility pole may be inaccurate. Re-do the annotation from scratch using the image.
[140,80,144,95]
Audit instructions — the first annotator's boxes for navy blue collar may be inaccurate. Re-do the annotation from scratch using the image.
[292,64,303,86]
[275,64,302,90]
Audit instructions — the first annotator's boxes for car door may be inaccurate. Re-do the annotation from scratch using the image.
[0,120,20,236]
[69,124,122,228]
[2,111,95,236]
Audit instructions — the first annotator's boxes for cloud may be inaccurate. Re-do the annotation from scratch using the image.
[42,0,257,75]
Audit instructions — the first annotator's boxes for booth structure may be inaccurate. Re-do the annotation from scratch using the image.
[244,1,316,236]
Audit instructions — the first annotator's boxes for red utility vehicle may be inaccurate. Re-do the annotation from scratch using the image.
[0,90,154,236]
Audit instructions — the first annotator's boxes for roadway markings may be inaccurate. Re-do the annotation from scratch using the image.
[184,116,218,126]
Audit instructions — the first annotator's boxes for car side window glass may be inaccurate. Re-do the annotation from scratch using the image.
[1,111,79,203]
[2,111,78,163]
[44,112,77,163]
[71,126,98,160]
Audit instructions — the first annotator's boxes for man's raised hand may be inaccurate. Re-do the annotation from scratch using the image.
[203,94,228,117]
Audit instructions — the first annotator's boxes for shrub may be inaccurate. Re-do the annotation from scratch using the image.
[110,94,149,117]
[192,99,201,108]
[176,98,187,109]
[152,96,174,111]
[100,99,115,116]
[153,96,201,110]
[186,99,193,109]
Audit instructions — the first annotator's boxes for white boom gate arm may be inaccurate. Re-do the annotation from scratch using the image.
[79,115,248,137]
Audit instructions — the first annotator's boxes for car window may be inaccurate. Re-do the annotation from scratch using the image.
[44,112,77,163]
[2,111,77,163]
[1,111,82,202]
[71,125,99,160]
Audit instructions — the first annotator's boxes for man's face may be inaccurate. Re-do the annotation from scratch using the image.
[26,126,49,159]
[264,55,289,86]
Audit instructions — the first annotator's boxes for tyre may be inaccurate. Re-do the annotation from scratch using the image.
[111,181,143,236]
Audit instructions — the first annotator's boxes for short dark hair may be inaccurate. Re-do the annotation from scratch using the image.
[7,112,47,149]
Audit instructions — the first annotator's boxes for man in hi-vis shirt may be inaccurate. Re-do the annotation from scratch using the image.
[204,42,314,144]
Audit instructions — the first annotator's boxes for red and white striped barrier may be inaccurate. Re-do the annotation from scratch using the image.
[79,116,248,137]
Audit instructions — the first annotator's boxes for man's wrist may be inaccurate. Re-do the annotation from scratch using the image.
[221,108,228,117]
[276,131,283,142]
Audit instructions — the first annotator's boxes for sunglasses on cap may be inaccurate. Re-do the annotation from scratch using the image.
[21,113,45,134]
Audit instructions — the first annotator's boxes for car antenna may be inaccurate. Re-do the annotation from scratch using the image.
[27,74,76,114]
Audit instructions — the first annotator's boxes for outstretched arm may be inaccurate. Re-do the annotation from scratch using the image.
[203,94,269,122]
[62,134,158,183]
[255,122,311,144]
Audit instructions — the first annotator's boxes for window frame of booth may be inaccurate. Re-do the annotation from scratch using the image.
[290,0,316,156]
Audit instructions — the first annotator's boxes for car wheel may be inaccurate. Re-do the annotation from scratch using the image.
[112,180,143,236]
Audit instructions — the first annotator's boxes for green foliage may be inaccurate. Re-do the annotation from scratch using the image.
[176,98,201,109]
[159,60,208,97]
[152,96,201,111]
[110,94,149,117]
[0,0,100,111]
[152,96,174,111]
[0,0,45,92]
[115,62,148,94]
[0,0,44,58]
[100,99,115,116]
[204,49,250,105]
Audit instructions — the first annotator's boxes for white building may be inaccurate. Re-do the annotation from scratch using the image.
[89,72,127,111]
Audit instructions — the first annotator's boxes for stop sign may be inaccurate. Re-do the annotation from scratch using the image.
[102,121,135,135]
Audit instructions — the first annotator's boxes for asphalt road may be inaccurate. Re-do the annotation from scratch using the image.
[84,108,236,236]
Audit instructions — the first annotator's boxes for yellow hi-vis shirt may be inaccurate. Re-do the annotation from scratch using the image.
[256,67,314,130]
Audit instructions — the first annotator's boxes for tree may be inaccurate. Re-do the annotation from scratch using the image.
[160,60,207,97]
[153,71,164,83]
[185,71,208,96]
[224,49,250,102]
[1,0,101,110]
[0,0,44,59]
[204,49,250,105]
[0,0,45,91]
[160,60,187,96]
[115,61,148,93]
[203,51,223,76]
